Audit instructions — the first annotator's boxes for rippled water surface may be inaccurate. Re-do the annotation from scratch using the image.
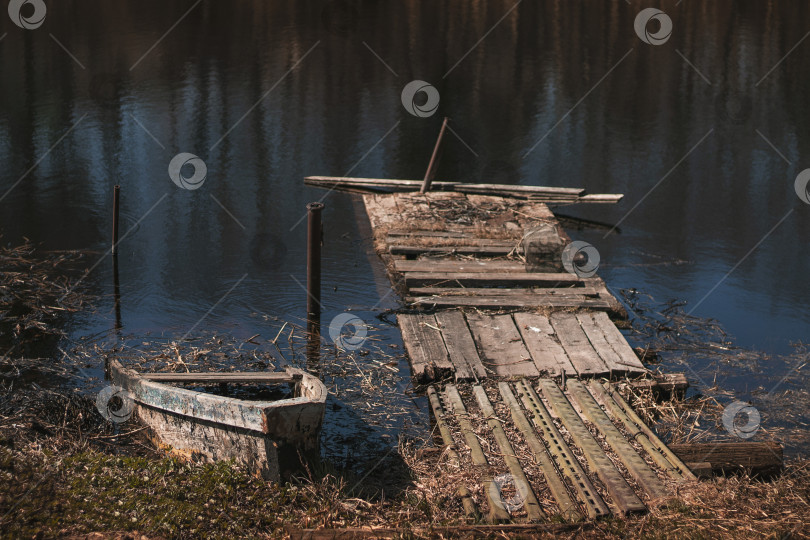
[1,1,809,456]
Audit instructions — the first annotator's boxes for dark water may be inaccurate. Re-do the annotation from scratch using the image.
[1,1,809,454]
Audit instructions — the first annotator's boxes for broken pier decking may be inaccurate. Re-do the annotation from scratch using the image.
[360,191,642,382]
[428,378,695,521]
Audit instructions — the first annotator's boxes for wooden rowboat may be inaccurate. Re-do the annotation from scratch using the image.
[109,359,326,481]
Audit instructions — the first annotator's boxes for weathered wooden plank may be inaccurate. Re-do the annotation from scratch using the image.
[566,380,669,501]
[473,386,545,520]
[142,372,299,383]
[445,385,510,522]
[513,313,577,377]
[591,312,647,372]
[516,380,609,519]
[387,230,475,238]
[389,244,521,256]
[410,295,615,311]
[499,382,582,522]
[403,272,596,288]
[538,379,645,515]
[306,176,590,196]
[549,313,607,376]
[388,236,519,248]
[426,386,460,467]
[409,286,607,297]
[394,259,527,274]
[397,313,452,382]
[667,442,783,476]
[434,311,487,381]
[588,381,694,481]
[624,373,689,396]
[466,313,539,378]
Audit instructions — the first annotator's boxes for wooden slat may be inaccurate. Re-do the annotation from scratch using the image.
[549,313,607,376]
[394,259,526,274]
[409,286,606,297]
[513,313,577,377]
[602,382,696,480]
[434,311,487,381]
[473,386,545,520]
[141,372,298,383]
[576,313,645,375]
[426,386,460,467]
[466,313,539,377]
[410,295,615,311]
[403,272,595,288]
[389,244,520,256]
[591,312,646,372]
[445,385,510,522]
[588,381,694,481]
[306,176,588,196]
[516,380,609,519]
[538,379,645,515]
[398,314,452,382]
[499,382,583,522]
[388,236,519,248]
[565,380,668,501]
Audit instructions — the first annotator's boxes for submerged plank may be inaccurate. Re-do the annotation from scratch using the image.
[513,313,577,377]
[538,379,645,515]
[466,313,539,377]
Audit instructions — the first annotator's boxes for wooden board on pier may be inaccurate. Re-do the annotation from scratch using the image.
[397,310,647,382]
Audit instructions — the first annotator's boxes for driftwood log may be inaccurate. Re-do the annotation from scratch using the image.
[670,442,783,477]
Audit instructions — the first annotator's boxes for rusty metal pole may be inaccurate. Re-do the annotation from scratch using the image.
[111,185,120,255]
[420,116,449,194]
[306,202,324,324]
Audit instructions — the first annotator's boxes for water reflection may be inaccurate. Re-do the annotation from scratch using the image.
[0,0,807,362]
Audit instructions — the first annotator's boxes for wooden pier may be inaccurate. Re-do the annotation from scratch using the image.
[359,190,643,382]
[305,177,700,522]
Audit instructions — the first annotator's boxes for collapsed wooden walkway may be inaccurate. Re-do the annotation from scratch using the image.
[427,378,695,521]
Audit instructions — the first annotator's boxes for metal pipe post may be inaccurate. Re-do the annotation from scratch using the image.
[111,185,120,255]
[306,202,324,324]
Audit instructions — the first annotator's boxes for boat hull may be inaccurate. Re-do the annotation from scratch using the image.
[109,360,326,481]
